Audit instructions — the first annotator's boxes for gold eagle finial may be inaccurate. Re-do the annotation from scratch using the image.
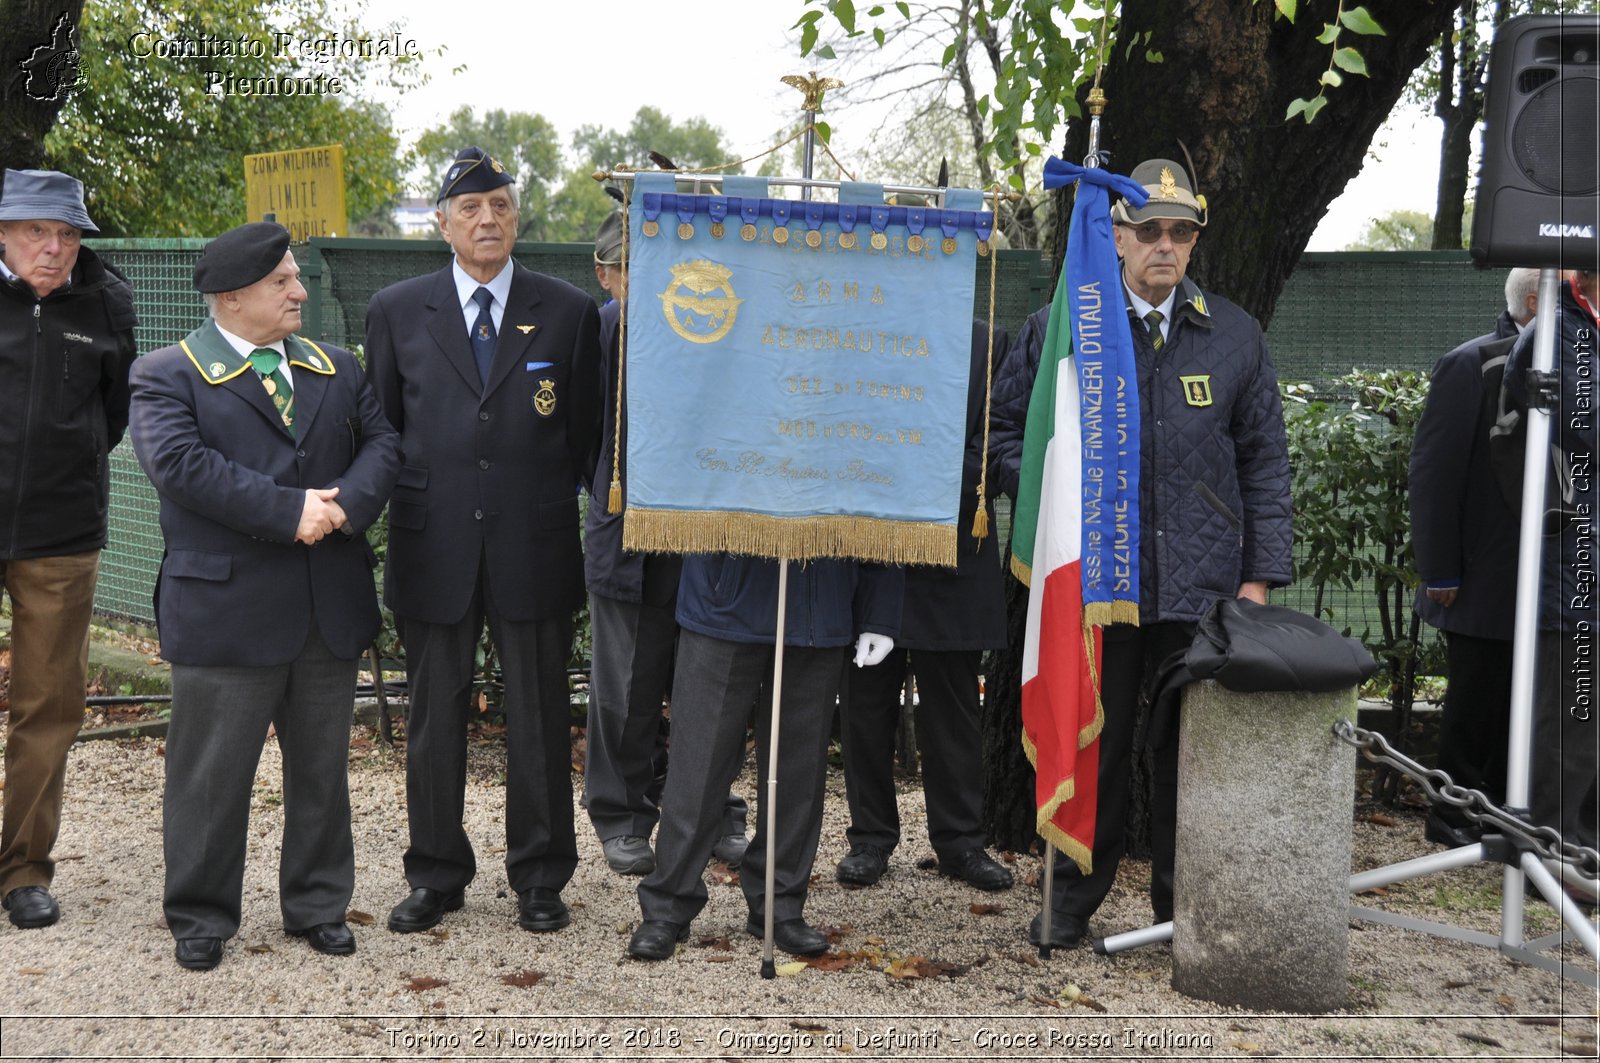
[781,71,845,112]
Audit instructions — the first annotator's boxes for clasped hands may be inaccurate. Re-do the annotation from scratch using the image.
[296,487,347,544]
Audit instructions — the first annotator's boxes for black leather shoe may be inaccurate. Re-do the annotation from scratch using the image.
[174,937,224,971]
[1424,809,1481,849]
[627,919,689,960]
[938,848,1015,891]
[4,886,60,929]
[836,844,891,886]
[745,915,829,957]
[516,887,570,932]
[290,921,356,955]
[1027,911,1087,948]
[387,887,464,933]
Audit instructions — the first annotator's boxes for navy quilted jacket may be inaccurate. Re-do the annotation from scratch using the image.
[989,278,1293,623]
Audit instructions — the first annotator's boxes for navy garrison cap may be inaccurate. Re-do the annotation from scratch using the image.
[193,222,291,293]
[436,146,514,203]
[594,212,623,266]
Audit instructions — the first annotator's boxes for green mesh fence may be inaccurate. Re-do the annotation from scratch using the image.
[84,241,1497,640]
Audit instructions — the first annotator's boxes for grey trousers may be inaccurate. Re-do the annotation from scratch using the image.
[638,631,845,926]
[163,626,356,941]
[583,593,745,842]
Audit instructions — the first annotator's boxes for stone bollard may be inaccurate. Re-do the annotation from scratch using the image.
[1170,680,1357,1012]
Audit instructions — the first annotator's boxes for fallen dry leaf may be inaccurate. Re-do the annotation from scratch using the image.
[774,961,808,976]
[346,909,375,926]
[970,903,1004,916]
[1517,1017,1560,1027]
[1367,813,1399,827]
[885,955,960,980]
[791,1021,826,1032]
[1232,1042,1262,1052]
[427,928,450,941]
[1029,993,1062,1008]
[804,953,857,972]
[1461,1033,1505,1047]
[704,955,734,963]
[817,923,852,943]
[693,934,732,951]
[500,969,544,988]
[18,967,46,976]
[1496,994,1516,1007]
[244,944,273,954]
[1442,979,1470,989]
[863,935,886,946]
[406,976,448,992]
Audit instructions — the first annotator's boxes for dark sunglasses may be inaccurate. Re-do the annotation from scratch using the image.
[1120,221,1200,245]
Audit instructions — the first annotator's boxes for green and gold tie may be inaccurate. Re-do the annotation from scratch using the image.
[1144,309,1165,350]
[248,348,295,436]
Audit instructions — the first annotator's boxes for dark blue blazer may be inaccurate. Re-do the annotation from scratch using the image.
[129,327,400,666]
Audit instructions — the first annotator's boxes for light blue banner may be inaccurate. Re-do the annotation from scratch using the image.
[621,173,990,565]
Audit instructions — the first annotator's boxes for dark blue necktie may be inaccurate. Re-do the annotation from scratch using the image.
[470,286,496,385]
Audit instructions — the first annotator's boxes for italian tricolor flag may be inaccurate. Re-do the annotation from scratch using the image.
[1010,160,1146,874]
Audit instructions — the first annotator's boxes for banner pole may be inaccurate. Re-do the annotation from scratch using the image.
[759,557,790,979]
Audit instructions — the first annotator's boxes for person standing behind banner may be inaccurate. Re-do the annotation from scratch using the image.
[130,222,400,971]
[989,158,1293,947]
[0,169,137,931]
[580,211,748,876]
[626,559,902,961]
[836,320,1014,893]
[366,147,602,936]
[1409,267,1537,848]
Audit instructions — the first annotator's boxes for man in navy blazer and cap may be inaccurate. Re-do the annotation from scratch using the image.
[129,222,400,971]
[366,148,602,935]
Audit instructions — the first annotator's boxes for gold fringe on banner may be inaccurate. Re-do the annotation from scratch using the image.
[1083,600,1140,626]
[622,508,958,568]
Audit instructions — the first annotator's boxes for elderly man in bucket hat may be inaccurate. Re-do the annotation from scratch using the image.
[0,169,137,931]
[989,157,1293,947]
[129,222,400,971]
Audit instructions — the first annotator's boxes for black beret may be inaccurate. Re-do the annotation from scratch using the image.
[193,222,291,293]
[436,146,514,203]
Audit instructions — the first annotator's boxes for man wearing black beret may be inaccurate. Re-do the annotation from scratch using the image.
[366,148,602,934]
[129,221,400,971]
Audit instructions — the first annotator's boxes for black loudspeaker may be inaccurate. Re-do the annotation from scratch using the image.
[1471,14,1600,269]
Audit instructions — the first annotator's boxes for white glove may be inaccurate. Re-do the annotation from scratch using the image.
[853,633,894,667]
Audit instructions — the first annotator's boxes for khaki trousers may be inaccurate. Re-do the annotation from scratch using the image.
[0,551,99,894]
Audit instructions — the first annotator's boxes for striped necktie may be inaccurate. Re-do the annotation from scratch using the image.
[1143,309,1165,350]
[248,348,295,436]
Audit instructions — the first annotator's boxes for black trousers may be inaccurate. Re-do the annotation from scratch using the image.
[1047,621,1195,924]
[1435,631,1513,816]
[839,647,986,857]
[399,564,577,896]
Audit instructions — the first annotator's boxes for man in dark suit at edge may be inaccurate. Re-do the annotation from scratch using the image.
[365,148,602,935]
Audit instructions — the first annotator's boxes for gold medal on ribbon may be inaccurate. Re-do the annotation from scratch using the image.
[805,230,822,249]
[839,232,857,250]
[262,378,278,396]
[907,235,924,254]
[740,223,757,241]
[870,232,887,251]
[942,237,958,254]
[711,222,725,239]
[677,222,694,240]
[642,220,660,238]
[978,240,991,256]
[773,226,790,245]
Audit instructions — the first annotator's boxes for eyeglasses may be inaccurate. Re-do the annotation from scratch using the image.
[1119,221,1199,245]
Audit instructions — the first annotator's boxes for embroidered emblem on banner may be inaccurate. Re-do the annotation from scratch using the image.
[1180,374,1213,407]
[659,260,742,345]
[533,378,558,417]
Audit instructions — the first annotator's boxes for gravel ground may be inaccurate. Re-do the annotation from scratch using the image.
[0,727,1596,1062]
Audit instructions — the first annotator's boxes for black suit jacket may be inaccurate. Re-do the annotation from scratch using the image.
[365,260,602,624]
[1409,321,1522,641]
[129,325,401,666]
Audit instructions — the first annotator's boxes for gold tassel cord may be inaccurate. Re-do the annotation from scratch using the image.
[607,188,629,515]
[973,183,1001,543]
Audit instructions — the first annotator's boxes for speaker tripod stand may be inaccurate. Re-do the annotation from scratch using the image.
[1098,268,1599,989]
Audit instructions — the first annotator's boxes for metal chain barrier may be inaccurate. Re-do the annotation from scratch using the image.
[1333,718,1600,880]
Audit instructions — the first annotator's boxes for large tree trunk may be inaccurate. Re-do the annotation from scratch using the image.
[1062,0,1459,326]
[1433,2,1489,250]
[0,2,84,172]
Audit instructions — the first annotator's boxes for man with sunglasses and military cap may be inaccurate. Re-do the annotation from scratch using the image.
[989,157,1293,948]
